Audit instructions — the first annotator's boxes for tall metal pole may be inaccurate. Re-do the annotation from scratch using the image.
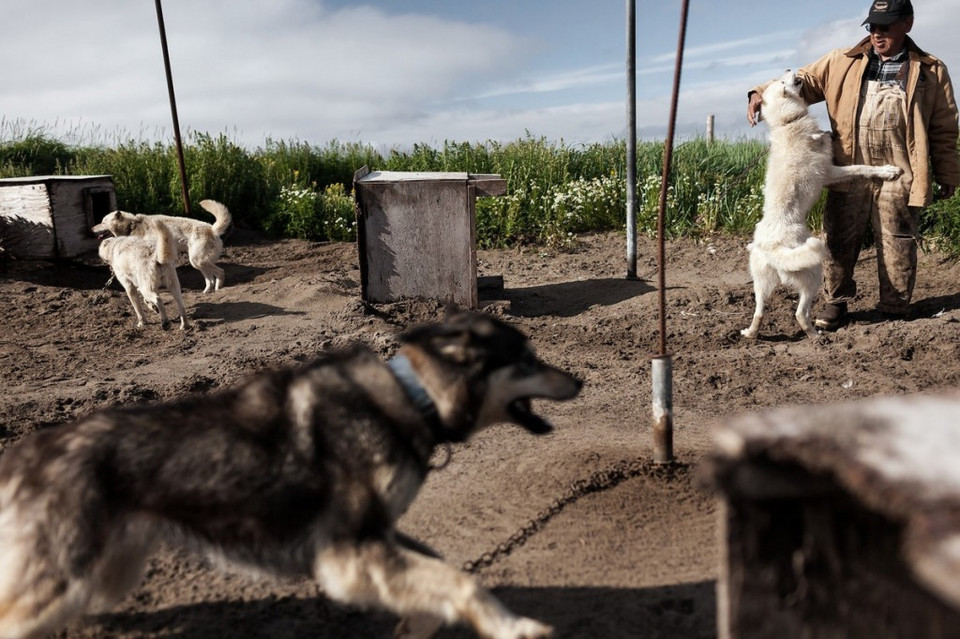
[155,0,192,215]
[651,0,691,464]
[625,0,638,279]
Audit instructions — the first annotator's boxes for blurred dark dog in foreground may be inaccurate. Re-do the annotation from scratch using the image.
[0,311,581,639]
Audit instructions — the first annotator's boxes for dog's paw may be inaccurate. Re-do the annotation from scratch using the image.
[395,614,443,639]
[878,165,904,181]
[500,617,553,639]
[740,327,758,339]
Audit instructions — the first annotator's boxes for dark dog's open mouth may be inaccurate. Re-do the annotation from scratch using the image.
[509,398,554,435]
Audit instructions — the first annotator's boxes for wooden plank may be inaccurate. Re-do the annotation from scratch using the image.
[468,174,507,197]
[50,179,113,258]
[357,171,506,197]
[358,178,476,307]
[477,275,504,291]
[708,393,960,637]
[0,183,55,258]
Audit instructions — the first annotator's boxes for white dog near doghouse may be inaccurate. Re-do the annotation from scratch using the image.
[98,218,189,330]
[741,69,903,340]
[93,199,231,293]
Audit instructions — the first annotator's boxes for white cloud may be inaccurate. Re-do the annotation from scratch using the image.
[0,0,531,147]
[2,0,958,149]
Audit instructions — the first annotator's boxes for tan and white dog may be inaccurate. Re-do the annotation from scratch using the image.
[0,311,581,639]
[93,199,231,293]
[98,218,189,330]
[741,69,902,339]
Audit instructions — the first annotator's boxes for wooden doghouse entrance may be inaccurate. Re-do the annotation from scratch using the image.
[707,394,960,638]
[0,175,117,259]
[353,169,506,308]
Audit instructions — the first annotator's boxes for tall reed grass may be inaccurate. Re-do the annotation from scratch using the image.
[2,121,958,253]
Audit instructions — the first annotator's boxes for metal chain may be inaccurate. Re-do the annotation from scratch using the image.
[86,269,116,307]
[462,458,689,574]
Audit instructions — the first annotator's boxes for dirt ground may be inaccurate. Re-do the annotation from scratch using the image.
[3,229,960,638]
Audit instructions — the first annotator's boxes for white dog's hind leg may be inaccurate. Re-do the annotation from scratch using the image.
[141,290,169,329]
[124,287,148,328]
[795,287,820,339]
[211,264,225,291]
[793,267,823,339]
[198,264,224,293]
[741,292,766,339]
[316,542,552,639]
[741,261,777,339]
[164,272,189,330]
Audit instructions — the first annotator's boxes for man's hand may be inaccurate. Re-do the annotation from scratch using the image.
[937,184,957,200]
[747,92,763,127]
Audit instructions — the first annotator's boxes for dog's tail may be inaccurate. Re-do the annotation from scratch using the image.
[150,219,178,266]
[767,236,829,272]
[198,199,232,236]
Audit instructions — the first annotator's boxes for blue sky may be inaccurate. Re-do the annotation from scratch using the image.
[2,0,958,149]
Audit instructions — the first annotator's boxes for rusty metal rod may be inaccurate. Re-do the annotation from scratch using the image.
[650,0,690,464]
[154,0,191,215]
[656,0,690,357]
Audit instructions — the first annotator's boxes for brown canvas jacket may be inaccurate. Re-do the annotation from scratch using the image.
[751,36,960,206]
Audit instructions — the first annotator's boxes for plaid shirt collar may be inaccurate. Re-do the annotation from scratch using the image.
[866,47,909,89]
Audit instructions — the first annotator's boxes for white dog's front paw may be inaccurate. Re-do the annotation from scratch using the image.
[501,616,553,639]
[740,327,758,339]
[879,165,904,181]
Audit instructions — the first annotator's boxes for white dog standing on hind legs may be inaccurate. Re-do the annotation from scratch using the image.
[741,69,903,340]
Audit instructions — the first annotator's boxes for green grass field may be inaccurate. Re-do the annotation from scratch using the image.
[2,123,958,253]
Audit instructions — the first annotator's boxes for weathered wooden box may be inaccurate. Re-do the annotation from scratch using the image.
[707,394,960,638]
[0,175,117,259]
[353,168,506,308]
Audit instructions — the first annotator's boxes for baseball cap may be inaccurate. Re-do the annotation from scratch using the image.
[862,0,914,26]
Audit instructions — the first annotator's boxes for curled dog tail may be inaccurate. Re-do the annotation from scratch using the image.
[149,219,178,266]
[768,236,829,272]
[198,199,232,236]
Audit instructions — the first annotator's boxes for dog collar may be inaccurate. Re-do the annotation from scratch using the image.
[388,355,446,442]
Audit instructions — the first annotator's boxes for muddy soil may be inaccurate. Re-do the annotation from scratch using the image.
[3,229,960,638]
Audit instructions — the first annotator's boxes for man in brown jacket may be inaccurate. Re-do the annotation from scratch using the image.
[747,0,960,330]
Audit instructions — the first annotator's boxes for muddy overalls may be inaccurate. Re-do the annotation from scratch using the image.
[822,50,917,315]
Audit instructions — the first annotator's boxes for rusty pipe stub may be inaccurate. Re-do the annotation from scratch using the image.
[652,354,674,464]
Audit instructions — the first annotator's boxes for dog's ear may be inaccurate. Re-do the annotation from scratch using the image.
[401,312,526,369]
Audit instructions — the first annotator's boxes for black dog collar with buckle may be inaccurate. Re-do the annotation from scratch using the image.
[388,355,446,443]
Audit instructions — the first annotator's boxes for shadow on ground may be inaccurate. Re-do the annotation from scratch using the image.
[92,581,716,639]
[488,278,655,318]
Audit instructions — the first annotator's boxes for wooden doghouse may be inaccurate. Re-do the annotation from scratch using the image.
[353,168,506,308]
[0,175,117,259]
[707,394,960,638]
